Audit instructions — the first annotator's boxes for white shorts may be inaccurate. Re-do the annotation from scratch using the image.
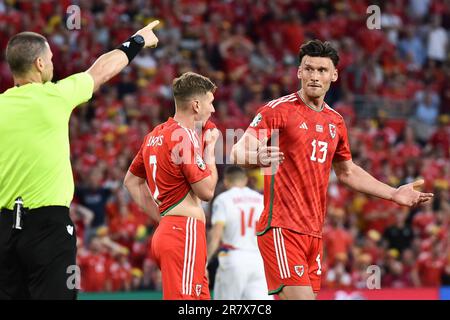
[213,250,273,300]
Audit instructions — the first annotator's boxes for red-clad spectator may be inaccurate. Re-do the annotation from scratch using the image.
[412,246,447,287]
[334,92,357,127]
[401,248,418,276]
[382,253,413,288]
[356,27,389,55]
[106,189,144,249]
[324,256,352,290]
[0,61,13,93]
[69,203,94,243]
[328,181,353,209]
[420,156,447,190]
[106,251,132,292]
[78,237,110,292]
[323,208,353,267]
[341,50,370,94]
[219,28,254,81]
[365,134,390,178]
[395,127,422,165]
[129,233,149,268]
[350,253,374,289]
[427,116,450,158]
[361,197,396,234]
[280,12,305,55]
[360,230,385,266]
[413,201,436,239]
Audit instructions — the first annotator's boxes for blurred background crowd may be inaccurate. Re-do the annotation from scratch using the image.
[0,0,449,293]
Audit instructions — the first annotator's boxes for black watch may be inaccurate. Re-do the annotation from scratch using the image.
[117,34,145,64]
[132,35,145,46]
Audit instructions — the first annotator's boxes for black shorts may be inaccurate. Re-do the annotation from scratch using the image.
[0,206,77,300]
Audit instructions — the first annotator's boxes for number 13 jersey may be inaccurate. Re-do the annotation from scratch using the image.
[245,92,352,238]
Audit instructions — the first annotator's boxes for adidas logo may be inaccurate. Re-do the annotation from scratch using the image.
[122,41,130,48]
[299,122,308,130]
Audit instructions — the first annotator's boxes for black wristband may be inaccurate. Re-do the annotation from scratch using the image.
[117,35,145,64]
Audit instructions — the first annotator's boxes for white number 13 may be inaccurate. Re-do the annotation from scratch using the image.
[310,139,328,163]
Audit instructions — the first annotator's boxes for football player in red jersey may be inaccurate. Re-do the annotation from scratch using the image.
[124,72,219,299]
[231,40,434,300]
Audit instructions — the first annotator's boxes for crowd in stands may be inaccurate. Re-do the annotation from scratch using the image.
[1,0,449,293]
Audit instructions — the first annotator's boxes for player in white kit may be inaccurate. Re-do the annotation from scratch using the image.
[208,166,272,300]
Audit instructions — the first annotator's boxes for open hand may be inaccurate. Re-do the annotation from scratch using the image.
[392,179,434,207]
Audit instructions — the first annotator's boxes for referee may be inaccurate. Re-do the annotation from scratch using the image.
[0,21,159,299]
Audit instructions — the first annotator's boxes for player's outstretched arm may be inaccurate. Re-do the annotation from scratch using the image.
[124,170,160,223]
[230,133,284,168]
[333,159,434,207]
[86,20,159,92]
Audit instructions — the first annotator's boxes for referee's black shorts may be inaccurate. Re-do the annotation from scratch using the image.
[0,206,77,300]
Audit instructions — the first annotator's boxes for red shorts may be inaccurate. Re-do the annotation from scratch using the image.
[151,215,210,300]
[257,227,323,295]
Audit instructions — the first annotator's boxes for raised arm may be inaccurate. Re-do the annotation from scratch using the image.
[332,159,434,207]
[190,128,220,201]
[86,20,159,92]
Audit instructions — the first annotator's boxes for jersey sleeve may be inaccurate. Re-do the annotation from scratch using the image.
[203,119,217,131]
[174,129,211,184]
[128,142,147,179]
[245,105,287,141]
[54,72,94,111]
[333,119,352,162]
[200,119,217,151]
[211,196,227,225]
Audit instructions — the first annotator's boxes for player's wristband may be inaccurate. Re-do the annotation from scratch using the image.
[117,35,145,64]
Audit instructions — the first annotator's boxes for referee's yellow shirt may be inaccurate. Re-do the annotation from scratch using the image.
[0,72,94,210]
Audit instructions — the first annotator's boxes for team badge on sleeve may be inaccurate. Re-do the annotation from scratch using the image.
[195,154,206,170]
[294,265,305,277]
[250,113,262,127]
[329,124,336,139]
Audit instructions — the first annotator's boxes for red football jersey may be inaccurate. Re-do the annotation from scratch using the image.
[129,117,211,215]
[246,92,352,237]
